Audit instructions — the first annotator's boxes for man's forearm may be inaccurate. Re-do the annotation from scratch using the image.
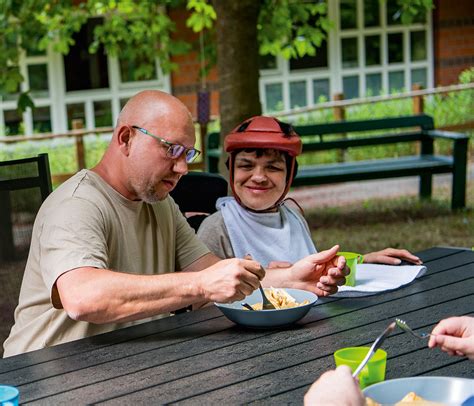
[56,267,208,324]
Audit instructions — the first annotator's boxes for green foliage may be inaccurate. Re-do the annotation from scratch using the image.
[395,0,434,25]
[186,0,216,32]
[258,0,331,59]
[0,0,190,110]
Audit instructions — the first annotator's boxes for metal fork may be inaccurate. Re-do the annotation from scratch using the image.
[395,318,432,339]
[353,321,396,378]
[244,253,276,310]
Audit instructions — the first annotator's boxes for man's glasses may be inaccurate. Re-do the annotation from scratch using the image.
[132,126,201,163]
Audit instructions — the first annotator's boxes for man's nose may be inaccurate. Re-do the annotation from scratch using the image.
[173,155,188,175]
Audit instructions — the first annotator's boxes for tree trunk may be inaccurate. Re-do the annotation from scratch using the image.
[212,0,262,174]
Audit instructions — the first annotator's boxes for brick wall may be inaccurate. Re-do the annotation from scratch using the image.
[433,0,474,85]
[168,7,219,120]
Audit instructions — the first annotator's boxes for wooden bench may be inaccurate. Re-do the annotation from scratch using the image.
[206,114,469,209]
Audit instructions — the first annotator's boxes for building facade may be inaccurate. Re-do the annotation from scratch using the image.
[0,0,472,136]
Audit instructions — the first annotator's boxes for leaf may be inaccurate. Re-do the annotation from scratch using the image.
[17,91,35,113]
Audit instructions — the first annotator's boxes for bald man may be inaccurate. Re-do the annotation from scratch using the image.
[3,91,346,357]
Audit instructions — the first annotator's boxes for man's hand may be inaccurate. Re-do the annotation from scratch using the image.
[269,245,348,297]
[428,316,474,360]
[304,365,365,406]
[196,258,265,303]
[363,248,422,265]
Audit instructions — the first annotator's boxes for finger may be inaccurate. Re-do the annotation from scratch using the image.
[239,279,258,297]
[242,259,265,280]
[382,256,402,265]
[307,245,340,265]
[328,266,348,280]
[316,281,338,295]
[435,335,470,355]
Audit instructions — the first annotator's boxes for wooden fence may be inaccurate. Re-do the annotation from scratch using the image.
[0,83,472,184]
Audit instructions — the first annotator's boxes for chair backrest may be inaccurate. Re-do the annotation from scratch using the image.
[0,153,53,261]
[170,171,228,231]
[0,153,52,200]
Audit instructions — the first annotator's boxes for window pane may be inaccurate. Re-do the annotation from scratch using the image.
[3,110,23,135]
[265,83,283,112]
[0,74,20,101]
[313,79,330,103]
[94,100,113,127]
[364,0,380,27]
[365,35,381,66]
[28,64,49,97]
[389,71,405,92]
[259,54,277,70]
[119,56,157,82]
[340,0,357,29]
[388,33,404,63]
[67,103,86,130]
[343,75,359,99]
[63,19,109,91]
[410,31,427,61]
[342,37,358,68]
[386,0,402,25]
[289,81,307,109]
[120,98,130,110]
[33,106,51,133]
[411,68,427,88]
[366,73,382,96]
[290,41,328,70]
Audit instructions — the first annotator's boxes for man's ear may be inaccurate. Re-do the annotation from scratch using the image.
[116,125,133,156]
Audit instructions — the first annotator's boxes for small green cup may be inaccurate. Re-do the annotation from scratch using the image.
[334,347,387,389]
[337,251,363,287]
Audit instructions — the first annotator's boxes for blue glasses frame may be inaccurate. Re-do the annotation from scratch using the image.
[132,126,201,163]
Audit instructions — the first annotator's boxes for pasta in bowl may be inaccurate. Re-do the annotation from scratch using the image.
[215,288,318,328]
[363,377,474,405]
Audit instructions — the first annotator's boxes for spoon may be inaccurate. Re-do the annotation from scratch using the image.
[244,253,276,310]
[259,283,276,310]
[352,321,396,378]
[241,302,255,311]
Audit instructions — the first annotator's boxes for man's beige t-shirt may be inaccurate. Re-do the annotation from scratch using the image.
[3,170,209,357]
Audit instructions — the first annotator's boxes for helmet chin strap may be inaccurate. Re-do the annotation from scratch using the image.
[229,157,296,213]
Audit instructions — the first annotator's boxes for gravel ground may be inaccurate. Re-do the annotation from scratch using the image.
[288,163,474,210]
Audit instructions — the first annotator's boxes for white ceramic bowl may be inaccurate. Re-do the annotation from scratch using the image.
[215,288,318,328]
[363,376,474,404]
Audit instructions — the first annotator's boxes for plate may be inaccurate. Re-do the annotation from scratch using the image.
[215,288,317,328]
[363,376,474,404]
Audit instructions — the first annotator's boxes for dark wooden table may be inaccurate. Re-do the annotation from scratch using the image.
[1,247,473,404]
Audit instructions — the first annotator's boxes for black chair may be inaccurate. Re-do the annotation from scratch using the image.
[0,153,53,261]
[170,171,228,232]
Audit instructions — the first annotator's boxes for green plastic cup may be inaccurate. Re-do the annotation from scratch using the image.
[334,347,387,389]
[337,251,363,287]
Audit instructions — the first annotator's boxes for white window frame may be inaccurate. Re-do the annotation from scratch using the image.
[0,46,171,136]
[259,0,433,113]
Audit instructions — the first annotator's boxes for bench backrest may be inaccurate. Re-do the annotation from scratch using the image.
[207,114,435,153]
[294,114,434,136]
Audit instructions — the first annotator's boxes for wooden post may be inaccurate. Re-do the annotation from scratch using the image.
[412,83,424,114]
[412,84,424,155]
[199,123,207,171]
[333,92,346,163]
[72,119,86,170]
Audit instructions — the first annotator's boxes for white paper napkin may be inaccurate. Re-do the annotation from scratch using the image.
[334,264,427,297]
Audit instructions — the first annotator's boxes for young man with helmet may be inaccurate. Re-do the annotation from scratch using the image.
[198,116,422,270]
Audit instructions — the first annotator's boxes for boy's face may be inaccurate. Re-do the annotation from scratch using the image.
[233,149,287,211]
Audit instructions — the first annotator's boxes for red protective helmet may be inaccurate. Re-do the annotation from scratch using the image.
[224,116,302,211]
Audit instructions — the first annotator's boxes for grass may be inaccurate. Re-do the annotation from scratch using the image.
[305,183,474,254]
